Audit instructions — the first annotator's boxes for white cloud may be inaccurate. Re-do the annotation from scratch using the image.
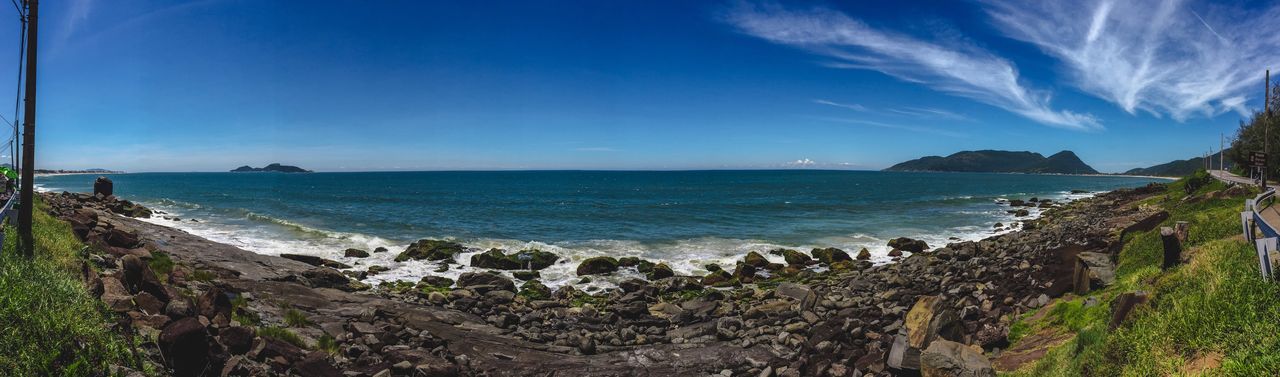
[812,99,867,111]
[982,0,1280,120]
[787,158,816,167]
[724,1,1099,130]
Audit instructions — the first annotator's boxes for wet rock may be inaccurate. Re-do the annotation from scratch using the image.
[373,246,389,253]
[281,253,352,269]
[811,247,852,264]
[777,249,812,265]
[471,248,522,270]
[420,276,454,288]
[394,239,465,262]
[743,251,770,268]
[702,270,737,287]
[888,249,903,257]
[301,268,367,292]
[856,248,871,260]
[920,340,995,377]
[888,237,929,253]
[457,272,516,292]
[647,263,674,280]
[344,248,370,258]
[576,256,620,276]
[512,270,540,280]
[518,280,551,300]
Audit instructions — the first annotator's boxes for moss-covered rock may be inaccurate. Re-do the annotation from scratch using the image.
[576,257,619,276]
[518,280,551,301]
[780,249,812,265]
[701,270,738,287]
[513,270,540,280]
[394,239,465,262]
[647,263,674,280]
[743,251,770,268]
[811,247,852,264]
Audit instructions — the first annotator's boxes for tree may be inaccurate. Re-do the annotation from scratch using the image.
[1228,80,1280,179]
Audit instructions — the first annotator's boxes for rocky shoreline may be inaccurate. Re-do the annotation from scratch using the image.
[42,182,1167,376]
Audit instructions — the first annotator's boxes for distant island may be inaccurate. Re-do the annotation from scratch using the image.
[1123,149,1232,177]
[34,168,124,175]
[230,163,312,173]
[885,150,1099,174]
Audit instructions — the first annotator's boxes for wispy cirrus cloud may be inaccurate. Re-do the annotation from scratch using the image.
[810,116,967,138]
[982,0,1280,120]
[813,99,970,121]
[724,2,1099,130]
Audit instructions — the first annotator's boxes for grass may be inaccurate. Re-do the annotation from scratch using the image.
[257,326,308,349]
[283,308,313,328]
[0,199,134,376]
[147,251,174,279]
[1003,172,1280,376]
[317,334,338,355]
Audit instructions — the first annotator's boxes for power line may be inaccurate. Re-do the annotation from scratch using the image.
[11,4,22,172]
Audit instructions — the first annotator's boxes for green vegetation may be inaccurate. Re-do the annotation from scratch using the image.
[317,334,338,355]
[230,295,260,326]
[148,250,174,278]
[1227,82,1280,177]
[257,326,308,349]
[283,308,313,328]
[885,150,1098,174]
[0,199,133,375]
[1003,171,1280,375]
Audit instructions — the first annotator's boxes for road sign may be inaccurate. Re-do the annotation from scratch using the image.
[1253,152,1269,167]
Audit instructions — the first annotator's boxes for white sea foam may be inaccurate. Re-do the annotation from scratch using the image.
[126,190,1098,290]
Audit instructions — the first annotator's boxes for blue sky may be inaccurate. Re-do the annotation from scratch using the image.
[5,0,1278,172]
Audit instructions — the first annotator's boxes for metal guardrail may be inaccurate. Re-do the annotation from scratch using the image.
[1244,188,1280,279]
[0,189,18,247]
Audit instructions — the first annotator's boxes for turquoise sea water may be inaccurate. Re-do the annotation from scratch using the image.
[38,170,1165,287]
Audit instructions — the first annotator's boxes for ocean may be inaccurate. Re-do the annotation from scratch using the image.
[37,170,1167,288]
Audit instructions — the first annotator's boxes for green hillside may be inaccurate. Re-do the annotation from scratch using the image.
[885,150,1099,174]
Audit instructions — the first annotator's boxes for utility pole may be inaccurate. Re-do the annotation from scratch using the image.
[17,0,35,257]
[1221,133,1225,171]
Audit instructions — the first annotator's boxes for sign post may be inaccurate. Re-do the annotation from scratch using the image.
[1253,152,1269,190]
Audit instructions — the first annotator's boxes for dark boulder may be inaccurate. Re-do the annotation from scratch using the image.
[743,251,770,268]
[701,270,736,287]
[280,253,351,269]
[472,248,557,270]
[470,249,522,270]
[780,249,813,265]
[219,326,255,355]
[576,256,619,276]
[105,228,141,248]
[647,263,674,280]
[420,276,454,288]
[293,352,343,377]
[301,268,364,292]
[888,237,929,253]
[457,272,516,292]
[394,239,465,262]
[811,247,852,264]
[159,317,211,377]
[343,248,370,258]
[197,287,233,320]
[121,254,170,302]
[93,176,113,197]
[856,248,872,260]
[920,340,995,377]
